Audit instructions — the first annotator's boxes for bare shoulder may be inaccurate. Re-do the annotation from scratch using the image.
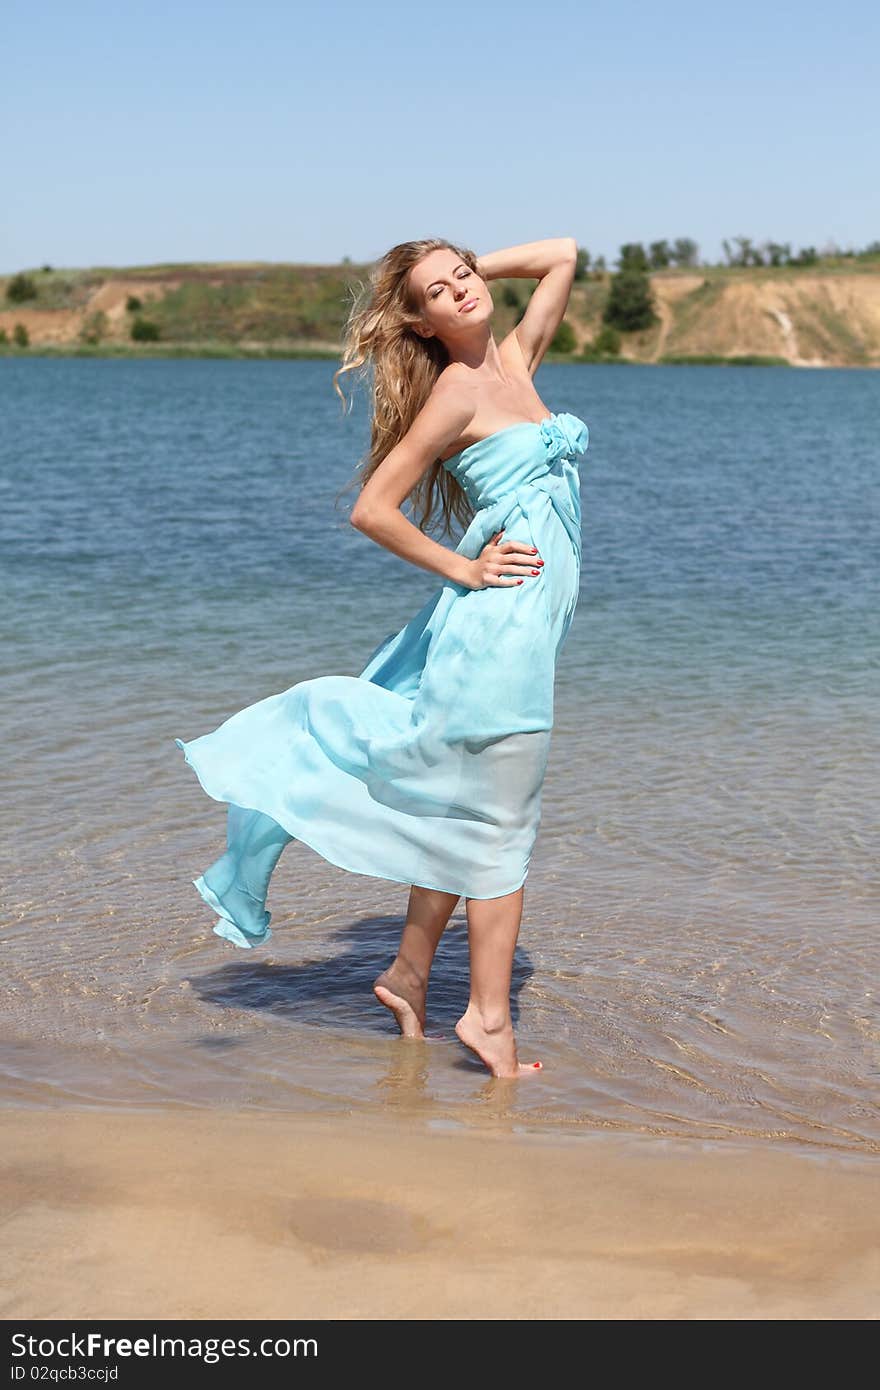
[434,358,472,401]
[424,366,480,462]
[350,375,477,521]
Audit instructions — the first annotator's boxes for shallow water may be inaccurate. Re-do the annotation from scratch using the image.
[1,357,877,1153]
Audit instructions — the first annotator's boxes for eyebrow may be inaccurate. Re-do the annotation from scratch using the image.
[424,263,466,294]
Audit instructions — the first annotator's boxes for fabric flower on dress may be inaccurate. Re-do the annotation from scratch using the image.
[539,413,590,462]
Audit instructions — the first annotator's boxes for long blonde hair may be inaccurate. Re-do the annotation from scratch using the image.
[333,237,477,538]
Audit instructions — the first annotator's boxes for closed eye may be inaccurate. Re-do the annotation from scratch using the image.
[429,269,471,300]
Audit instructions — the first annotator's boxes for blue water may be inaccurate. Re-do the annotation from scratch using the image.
[1,357,877,1152]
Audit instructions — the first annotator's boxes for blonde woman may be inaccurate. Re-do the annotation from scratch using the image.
[175,236,589,1078]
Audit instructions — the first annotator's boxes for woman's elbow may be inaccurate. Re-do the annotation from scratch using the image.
[350,501,381,534]
[351,487,401,532]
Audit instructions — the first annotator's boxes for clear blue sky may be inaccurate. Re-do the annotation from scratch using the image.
[3,0,876,274]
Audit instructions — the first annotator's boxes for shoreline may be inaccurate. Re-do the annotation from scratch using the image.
[2,1103,877,1319]
[2,345,873,367]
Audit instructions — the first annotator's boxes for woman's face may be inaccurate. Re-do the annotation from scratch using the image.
[409,249,490,342]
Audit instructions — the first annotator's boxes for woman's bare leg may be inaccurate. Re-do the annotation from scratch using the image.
[373,884,460,1038]
[454,886,543,1077]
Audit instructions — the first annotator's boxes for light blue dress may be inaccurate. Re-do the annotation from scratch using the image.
[174,410,589,948]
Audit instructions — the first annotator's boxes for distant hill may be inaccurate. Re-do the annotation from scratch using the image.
[2,259,879,367]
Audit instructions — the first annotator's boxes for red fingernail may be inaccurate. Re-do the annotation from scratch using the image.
[533,1062,542,1068]
[516,579,523,584]
[531,547,538,553]
[531,568,540,575]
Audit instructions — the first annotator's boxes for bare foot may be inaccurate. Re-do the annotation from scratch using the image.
[373,961,427,1039]
[454,1004,543,1078]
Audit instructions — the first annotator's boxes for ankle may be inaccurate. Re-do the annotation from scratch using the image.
[465,1003,512,1034]
[387,956,428,990]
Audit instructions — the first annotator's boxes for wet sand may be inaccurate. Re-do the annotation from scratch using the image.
[1,1105,877,1319]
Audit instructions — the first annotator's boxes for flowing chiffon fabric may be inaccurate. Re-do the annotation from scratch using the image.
[174,410,589,948]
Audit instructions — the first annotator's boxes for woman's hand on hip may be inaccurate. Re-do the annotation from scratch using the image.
[462,530,544,590]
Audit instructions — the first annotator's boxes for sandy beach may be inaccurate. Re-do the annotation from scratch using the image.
[1,1104,877,1320]
[3,364,878,1324]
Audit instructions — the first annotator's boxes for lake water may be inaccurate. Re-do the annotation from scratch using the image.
[1,356,877,1154]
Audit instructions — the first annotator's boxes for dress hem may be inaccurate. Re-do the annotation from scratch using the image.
[190,872,273,950]
[174,737,531,912]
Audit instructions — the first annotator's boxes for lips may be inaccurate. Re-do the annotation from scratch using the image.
[458,297,479,313]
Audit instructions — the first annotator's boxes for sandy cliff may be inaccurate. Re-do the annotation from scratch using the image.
[2,262,879,366]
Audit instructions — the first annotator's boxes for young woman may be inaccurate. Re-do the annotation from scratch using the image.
[175,236,589,1078]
